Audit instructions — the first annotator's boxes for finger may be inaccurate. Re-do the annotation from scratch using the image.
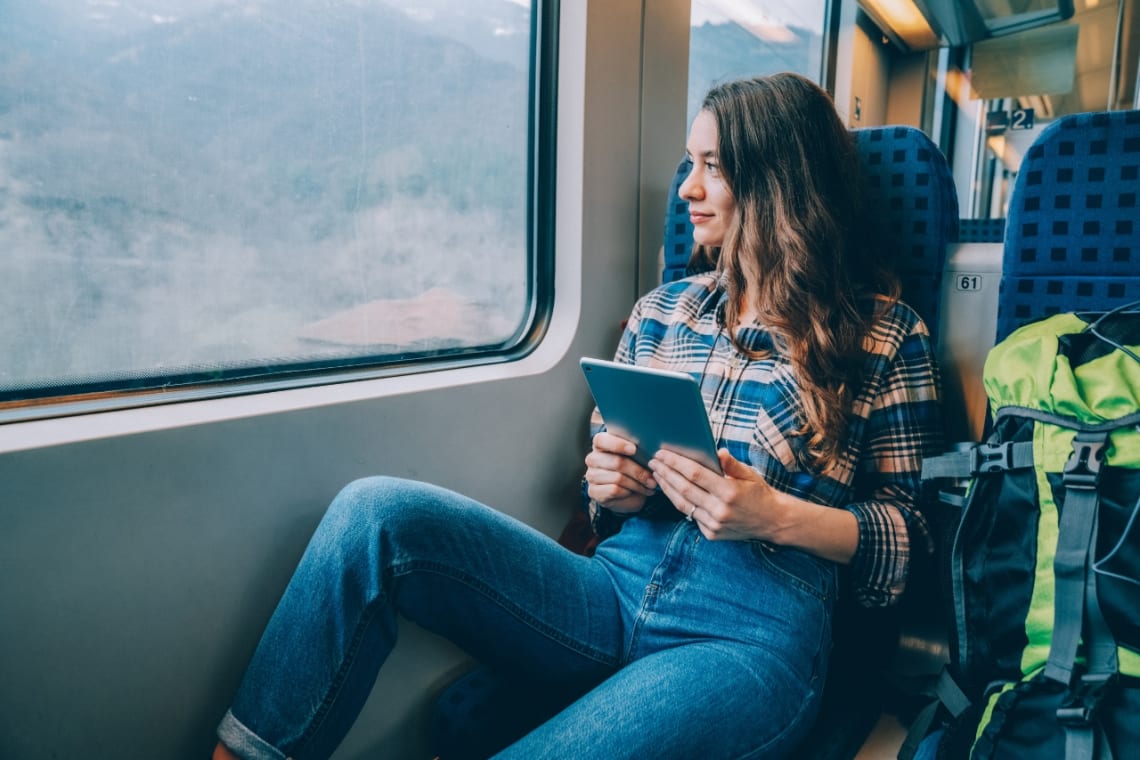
[586,479,632,501]
[719,449,761,481]
[652,449,718,490]
[651,467,680,502]
[583,469,656,499]
[587,482,644,509]
[588,489,647,514]
[649,457,708,512]
[585,451,656,490]
[653,458,739,535]
[584,452,657,493]
[592,431,638,457]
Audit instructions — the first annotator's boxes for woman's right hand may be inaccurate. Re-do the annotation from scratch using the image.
[584,431,658,513]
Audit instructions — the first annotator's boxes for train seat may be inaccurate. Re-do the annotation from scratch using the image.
[935,109,1140,446]
[429,125,960,760]
[852,126,960,337]
[939,110,1140,446]
[995,109,1140,341]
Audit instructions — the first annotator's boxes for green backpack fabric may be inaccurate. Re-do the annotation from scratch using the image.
[920,303,1140,759]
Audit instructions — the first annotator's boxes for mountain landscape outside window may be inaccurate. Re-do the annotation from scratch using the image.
[0,0,536,403]
[688,0,829,125]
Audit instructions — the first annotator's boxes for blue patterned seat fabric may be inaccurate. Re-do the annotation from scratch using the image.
[662,155,696,284]
[662,125,959,338]
[958,217,1006,243]
[853,126,959,337]
[997,109,1140,341]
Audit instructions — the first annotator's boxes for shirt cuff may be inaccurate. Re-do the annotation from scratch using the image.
[845,501,910,607]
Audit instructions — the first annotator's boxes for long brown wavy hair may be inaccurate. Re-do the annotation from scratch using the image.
[692,73,899,472]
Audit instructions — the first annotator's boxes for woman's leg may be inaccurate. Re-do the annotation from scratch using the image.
[216,477,623,760]
[493,638,827,760]
[490,520,835,760]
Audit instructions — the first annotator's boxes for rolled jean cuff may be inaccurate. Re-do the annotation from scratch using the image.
[217,709,289,760]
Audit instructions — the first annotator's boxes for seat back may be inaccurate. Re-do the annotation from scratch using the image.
[662,125,959,339]
[958,218,1006,243]
[852,126,959,337]
[997,109,1140,341]
[662,157,695,284]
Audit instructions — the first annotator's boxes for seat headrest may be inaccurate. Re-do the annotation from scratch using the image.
[998,109,1140,341]
[662,125,957,339]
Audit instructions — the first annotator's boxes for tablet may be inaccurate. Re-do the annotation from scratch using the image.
[580,358,723,474]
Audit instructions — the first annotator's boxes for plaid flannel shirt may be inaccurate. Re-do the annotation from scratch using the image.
[588,273,943,607]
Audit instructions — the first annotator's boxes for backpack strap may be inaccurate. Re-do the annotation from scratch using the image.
[1048,429,1120,760]
[920,441,1035,480]
[1047,429,1113,685]
[1056,591,1118,760]
[897,668,973,760]
[1056,580,1118,760]
[921,440,1036,508]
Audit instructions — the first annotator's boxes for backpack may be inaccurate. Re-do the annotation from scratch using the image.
[914,301,1140,759]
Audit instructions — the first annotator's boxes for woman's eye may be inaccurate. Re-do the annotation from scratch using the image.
[705,162,719,174]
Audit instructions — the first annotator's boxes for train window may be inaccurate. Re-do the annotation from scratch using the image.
[0,0,550,414]
[687,0,830,123]
[950,0,1138,217]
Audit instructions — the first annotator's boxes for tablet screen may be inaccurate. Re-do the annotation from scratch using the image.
[580,358,722,474]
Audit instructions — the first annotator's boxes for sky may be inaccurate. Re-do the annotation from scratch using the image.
[691,0,828,40]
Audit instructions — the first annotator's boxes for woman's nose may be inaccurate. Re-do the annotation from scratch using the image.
[679,169,702,201]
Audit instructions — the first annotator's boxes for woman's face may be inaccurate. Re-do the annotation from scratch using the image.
[679,110,736,248]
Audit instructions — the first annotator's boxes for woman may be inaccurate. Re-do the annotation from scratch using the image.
[215,72,942,760]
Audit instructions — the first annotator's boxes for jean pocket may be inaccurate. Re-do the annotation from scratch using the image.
[750,542,835,602]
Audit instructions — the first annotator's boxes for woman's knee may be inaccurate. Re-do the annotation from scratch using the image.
[316,476,505,570]
[328,474,494,536]
[320,476,439,539]
[336,475,441,514]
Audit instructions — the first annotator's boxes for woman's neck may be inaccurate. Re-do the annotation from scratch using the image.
[735,301,757,329]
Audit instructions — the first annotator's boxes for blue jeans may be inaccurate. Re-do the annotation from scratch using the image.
[217,477,836,759]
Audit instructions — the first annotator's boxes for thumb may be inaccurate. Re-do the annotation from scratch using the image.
[719,449,760,481]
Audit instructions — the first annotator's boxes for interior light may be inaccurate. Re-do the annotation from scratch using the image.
[860,0,941,50]
[943,67,980,109]
[987,134,1007,162]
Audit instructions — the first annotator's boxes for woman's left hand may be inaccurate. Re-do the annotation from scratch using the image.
[649,448,788,542]
[650,449,860,563]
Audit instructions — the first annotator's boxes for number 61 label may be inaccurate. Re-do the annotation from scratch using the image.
[956,274,984,291]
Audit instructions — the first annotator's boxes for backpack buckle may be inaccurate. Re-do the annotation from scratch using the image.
[1062,432,1108,490]
[971,442,1016,473]
[1056,672,1116,727]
